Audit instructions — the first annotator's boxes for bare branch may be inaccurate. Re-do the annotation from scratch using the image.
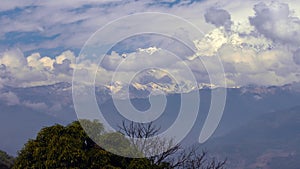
[118,120,227,169]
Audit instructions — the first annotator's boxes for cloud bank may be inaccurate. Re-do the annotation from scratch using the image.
[0,0,300,90]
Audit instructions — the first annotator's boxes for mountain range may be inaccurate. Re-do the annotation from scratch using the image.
[204,106,300,169]
[0,82,299,169]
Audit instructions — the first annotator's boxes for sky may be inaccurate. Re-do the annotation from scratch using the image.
[1,0,300,89]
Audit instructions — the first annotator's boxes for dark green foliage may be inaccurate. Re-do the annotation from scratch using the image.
[13,120,165,169]
[13,120,226,169]
[0,150,14,169]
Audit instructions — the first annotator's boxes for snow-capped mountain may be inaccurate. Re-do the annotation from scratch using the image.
[1,81,300,156]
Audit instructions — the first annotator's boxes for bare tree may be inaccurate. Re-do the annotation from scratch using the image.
[170,146,227,169]
[119,121,226,169]
[119,121,180,163]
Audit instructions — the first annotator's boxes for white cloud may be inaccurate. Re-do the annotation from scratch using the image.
[0,91,20,106]
[0,90,49,110]
[1,0,300,90]
[0,49,26,68]
[0,49,77,87]
[204,8,232,32]
[23,101,48,111]
[101,47,179,72]
[292,48,300,65]
[192,28,228,57]
[249,1,300,46]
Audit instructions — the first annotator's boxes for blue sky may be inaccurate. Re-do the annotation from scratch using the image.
[0,0,207,56]
[1,0,300,89]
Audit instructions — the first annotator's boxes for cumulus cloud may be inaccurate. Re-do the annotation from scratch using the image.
[0,91,20,106]
[0,49,76,87]
[27,53,55,70]
[1,40,299,91]
[0,49,26,68]
[218,44,299,85]
[192,28,228,57]
[292,48,300,65]
[183,1,300,87]
[53,59,73,75]
[204,8,232,32]
[249,1,300,46]
[1,0,300,90]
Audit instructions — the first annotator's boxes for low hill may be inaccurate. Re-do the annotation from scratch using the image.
[206,106,300,169]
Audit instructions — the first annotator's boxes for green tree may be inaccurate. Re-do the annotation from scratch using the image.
[13,120,167,169]
[14,120,226,169]
[0,150,14,169]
